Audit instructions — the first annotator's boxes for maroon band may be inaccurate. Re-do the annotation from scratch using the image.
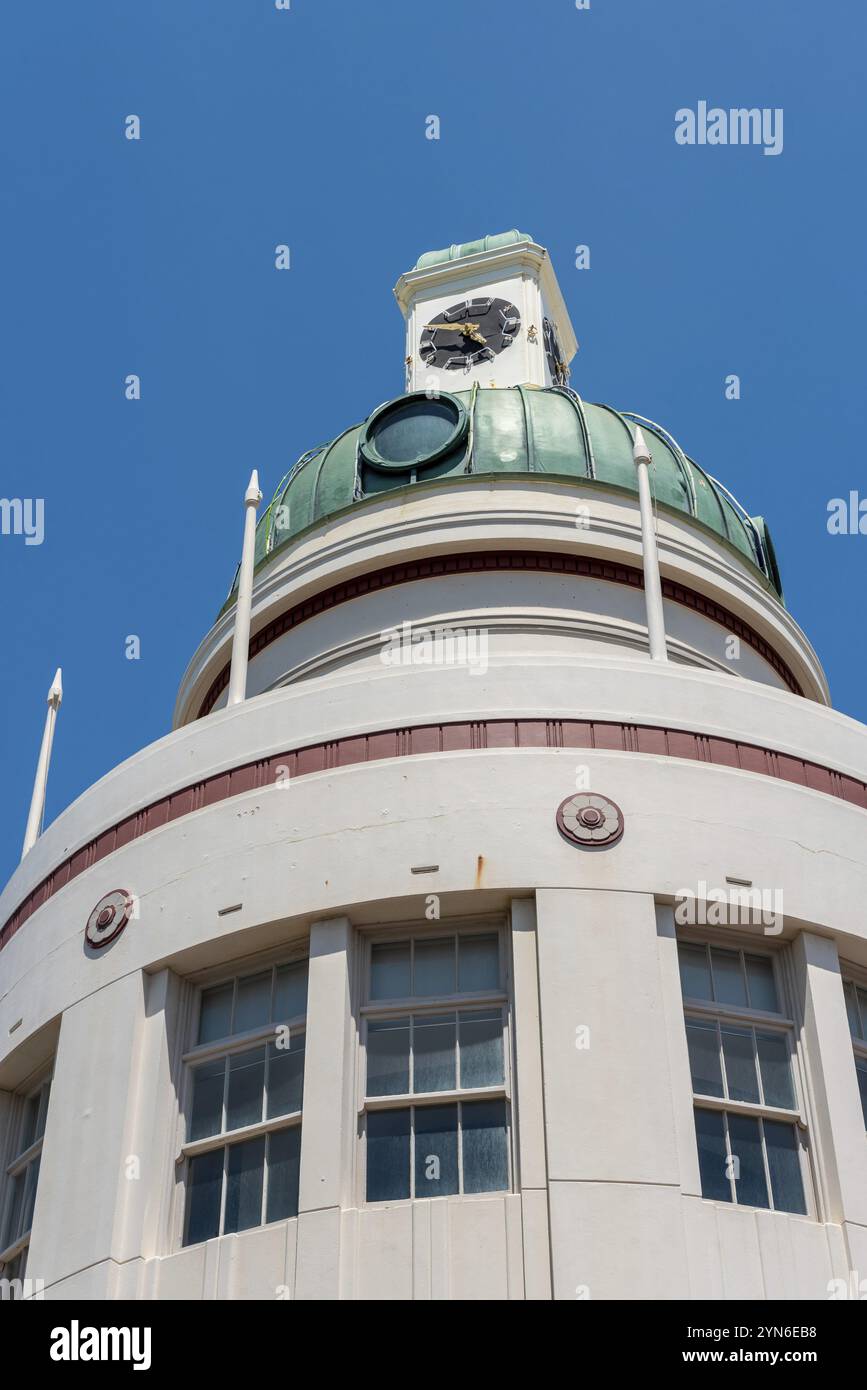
[3,715,863,955]
[195,550,803,718]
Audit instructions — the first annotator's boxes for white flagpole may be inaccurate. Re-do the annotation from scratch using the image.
[22,668,63,859]
[633,427,668,662]
[226,470,263,707]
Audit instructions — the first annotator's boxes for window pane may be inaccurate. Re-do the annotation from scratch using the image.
[694,1108,731,1202]
[763,1120,807,1215]
[273,962,308,1022]
[685,1019,723,1098]
[856,1060,867,1129]
[414,1104,459,1197]
[34,1083,50,1142]
[266,1126,301,1222]
[843,982,861,1039]
[189,1056,226,1140]
[21,1157,40,1236]
[458,934,499,992]
[366,1017,410,1096]
[459,1010,504,1089]
[678,944,711,1001]
[414,937,456,996]
[267,1035,305,1118]
[745,955,779,1013]
[413,1014,456,1093]
[461,1099,509,1194]
[224,1136,265,1234]
[721,1025,760,1104]
[198,983,234,1045]
[756,1032,795,1110]
[226,1047,266,1131]
[4,1170,26,1247]
[20,1093,40,1155]
[710,948,747,1007]
[234,972,272,1034]
[367,1108,410,1202]
[3,1251,24,1289]
[857,989,867,1042]
[185,1148,224,1246]
[727,1113,769,1209]
[370,942,411,1000]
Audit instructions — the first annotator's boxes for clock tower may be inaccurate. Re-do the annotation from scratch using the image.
[394,230,578,394]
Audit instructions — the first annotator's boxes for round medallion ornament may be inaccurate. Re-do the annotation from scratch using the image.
[85,889,133,949]
[556,793,624,848]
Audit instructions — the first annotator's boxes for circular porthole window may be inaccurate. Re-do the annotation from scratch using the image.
[360,392,468,472]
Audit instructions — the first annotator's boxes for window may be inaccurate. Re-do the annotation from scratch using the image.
[362,928,512,1202]
[678,941,809,1215]
[0,1072,52,1285]
[182,958,307,1246]
[842,977,867,1128]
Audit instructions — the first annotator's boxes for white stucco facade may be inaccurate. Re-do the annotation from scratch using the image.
[2,247,866,1303]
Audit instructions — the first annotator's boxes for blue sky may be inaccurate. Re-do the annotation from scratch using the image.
[1,0,864,884]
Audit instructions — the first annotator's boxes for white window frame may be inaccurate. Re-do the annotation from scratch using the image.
[178,947,308,1247]
[841,968,867,1131]
[0,1067,53,1277]
[356,918,515,1206]
[678,934,815,1217]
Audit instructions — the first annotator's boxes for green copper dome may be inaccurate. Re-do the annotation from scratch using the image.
[232,386,783,603]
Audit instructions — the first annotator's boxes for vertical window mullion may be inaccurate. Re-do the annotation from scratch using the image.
[409,1015,415,1096]
[220,1057,229,1137]
[752,1027,766,1107]
[737,949,749,1010]
[455,1010,461,1091]
[721,1110,737,1205]
[218,1146,229,1237]
[757,1116,775,1212]
[715,1020,727,1102]
[457,1100,465,1195]
[409,1106,415,1199]
[261,1132,270,1228]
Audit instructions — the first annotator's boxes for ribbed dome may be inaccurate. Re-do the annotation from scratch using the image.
[234,386,783,601]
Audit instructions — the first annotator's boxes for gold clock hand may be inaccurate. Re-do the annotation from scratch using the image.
[423,322,487,345]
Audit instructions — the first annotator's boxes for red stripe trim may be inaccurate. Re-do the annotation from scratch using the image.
[2,716,863,954]
[196,551,803,718]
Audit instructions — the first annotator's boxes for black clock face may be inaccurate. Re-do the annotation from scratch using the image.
[543,317,566,384]
[420,297,521,371]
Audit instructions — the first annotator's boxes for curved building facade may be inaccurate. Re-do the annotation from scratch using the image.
[1,234,866,1302]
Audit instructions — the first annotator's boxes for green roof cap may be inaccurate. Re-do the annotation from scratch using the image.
[415,230,534,270]
[227,386,783,607]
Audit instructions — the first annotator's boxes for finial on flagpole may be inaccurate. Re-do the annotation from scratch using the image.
[632,428,668,663]
[226,470,263,708]
[21,667,64,859]
[632,426,652,465]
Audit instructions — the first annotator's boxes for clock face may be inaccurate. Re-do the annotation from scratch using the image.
[420,296,521,372]
[543,317,567,385]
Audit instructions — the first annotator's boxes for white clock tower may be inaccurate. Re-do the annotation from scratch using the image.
[393,230,579,394]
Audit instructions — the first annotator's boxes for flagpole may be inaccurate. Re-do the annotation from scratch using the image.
[633,427,668,662]
[22,668,63,858]
[226,471,263,707]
